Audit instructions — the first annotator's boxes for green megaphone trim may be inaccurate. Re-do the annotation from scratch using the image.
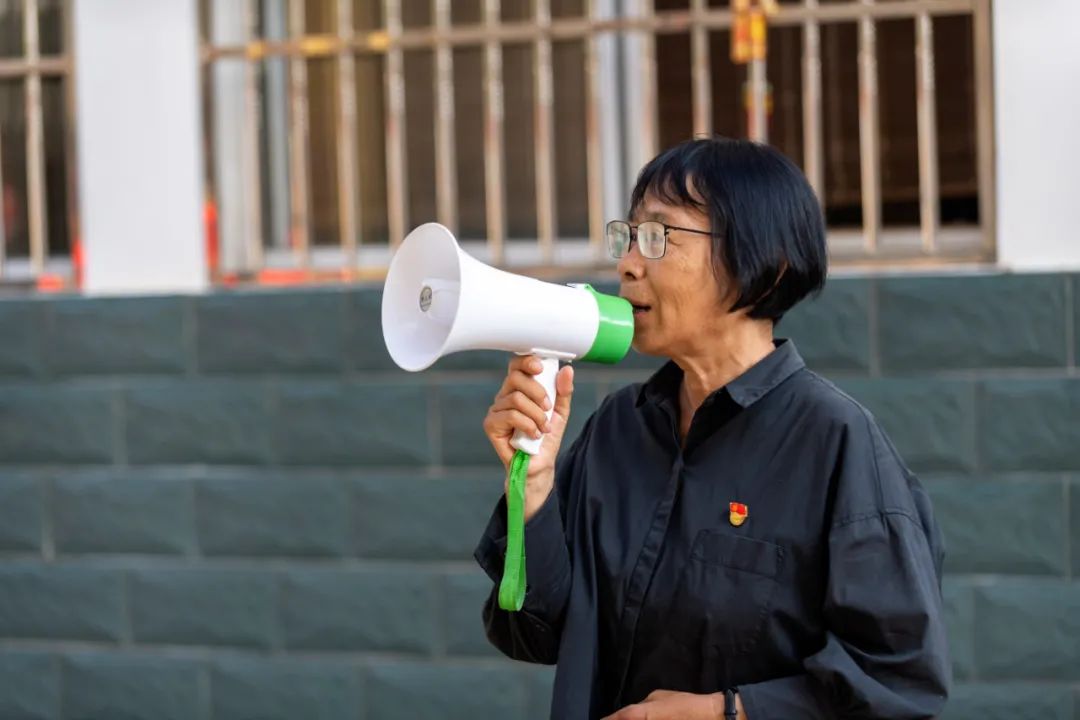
[579,285,634,364]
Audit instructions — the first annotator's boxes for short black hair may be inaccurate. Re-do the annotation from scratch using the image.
[629,136,827,323]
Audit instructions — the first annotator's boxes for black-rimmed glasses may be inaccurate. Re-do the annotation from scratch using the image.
[605,220,715,259]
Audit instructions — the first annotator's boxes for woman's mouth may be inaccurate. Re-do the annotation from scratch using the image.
[631,304,651,316]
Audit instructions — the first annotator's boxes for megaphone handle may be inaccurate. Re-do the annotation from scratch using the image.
[509,356,560,456]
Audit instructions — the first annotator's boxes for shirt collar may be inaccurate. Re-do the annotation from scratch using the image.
[635,338,806,410]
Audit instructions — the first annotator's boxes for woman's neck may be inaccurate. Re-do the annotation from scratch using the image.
[674,319,775,437]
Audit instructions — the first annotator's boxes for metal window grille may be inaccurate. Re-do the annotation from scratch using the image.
[201,0,995,283]
[0,0,74,287]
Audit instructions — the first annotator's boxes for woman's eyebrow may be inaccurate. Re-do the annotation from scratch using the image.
[633,208,668,223]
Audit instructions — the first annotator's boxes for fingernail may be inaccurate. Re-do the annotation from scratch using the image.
[544,398,552,410]
[534,430,543,439]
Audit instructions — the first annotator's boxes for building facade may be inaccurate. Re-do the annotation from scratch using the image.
[1,2,1079,719]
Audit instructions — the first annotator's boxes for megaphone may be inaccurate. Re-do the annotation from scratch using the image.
[382,222,634,612]
[381,222,634,455]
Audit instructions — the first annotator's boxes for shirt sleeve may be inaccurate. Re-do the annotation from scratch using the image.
[738,419,951,720]
[473,415,592,664]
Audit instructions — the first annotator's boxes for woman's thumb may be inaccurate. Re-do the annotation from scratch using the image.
[552,365,574,426]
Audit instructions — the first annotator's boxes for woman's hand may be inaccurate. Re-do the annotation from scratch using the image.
[483,355,574,522]
[601,690,744,720]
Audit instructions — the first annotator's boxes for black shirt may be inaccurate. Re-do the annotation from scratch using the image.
[474,340,950,720]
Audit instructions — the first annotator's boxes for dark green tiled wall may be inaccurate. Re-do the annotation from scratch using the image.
[0,273,1077,719]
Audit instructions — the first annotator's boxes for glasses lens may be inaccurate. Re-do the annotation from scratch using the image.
[638,222,666,258]
[606,221,631,258]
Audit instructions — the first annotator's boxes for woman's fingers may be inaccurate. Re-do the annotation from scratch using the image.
[491,391,552,434]
[490,363,571,437]
[483,355,567,478]
[508,354,543,375]
[490,400,548,437]
[499,356,553,404]
[485,407,545,440]
[499,372,552,411]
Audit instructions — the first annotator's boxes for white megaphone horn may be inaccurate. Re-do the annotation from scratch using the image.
[381,222,634,455]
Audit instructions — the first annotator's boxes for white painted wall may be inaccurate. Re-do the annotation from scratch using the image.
[994,0,1080,271]
[74,0,206,294]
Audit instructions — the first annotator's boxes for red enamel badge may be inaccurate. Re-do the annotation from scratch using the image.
[729,502,748,527]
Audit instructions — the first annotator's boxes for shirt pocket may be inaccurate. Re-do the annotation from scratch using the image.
[672,529,785,655]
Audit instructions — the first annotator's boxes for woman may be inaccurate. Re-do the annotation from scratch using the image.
[474,138,949,720]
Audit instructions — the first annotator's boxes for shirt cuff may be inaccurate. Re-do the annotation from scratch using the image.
[473,489,570,615]
[737,674,828,720]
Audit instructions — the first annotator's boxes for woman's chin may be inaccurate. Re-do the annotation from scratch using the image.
[631,335,663,358]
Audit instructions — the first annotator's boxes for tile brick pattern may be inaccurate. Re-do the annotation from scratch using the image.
[0,275,1077,719]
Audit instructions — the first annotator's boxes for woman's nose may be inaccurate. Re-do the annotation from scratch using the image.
[617,239,645,280]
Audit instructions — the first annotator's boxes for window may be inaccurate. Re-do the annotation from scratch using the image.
[0,0,73,285]
[653,0,993,262]
[201,0,995,281]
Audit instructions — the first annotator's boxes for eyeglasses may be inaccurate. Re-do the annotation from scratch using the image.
[605,220,715,259]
